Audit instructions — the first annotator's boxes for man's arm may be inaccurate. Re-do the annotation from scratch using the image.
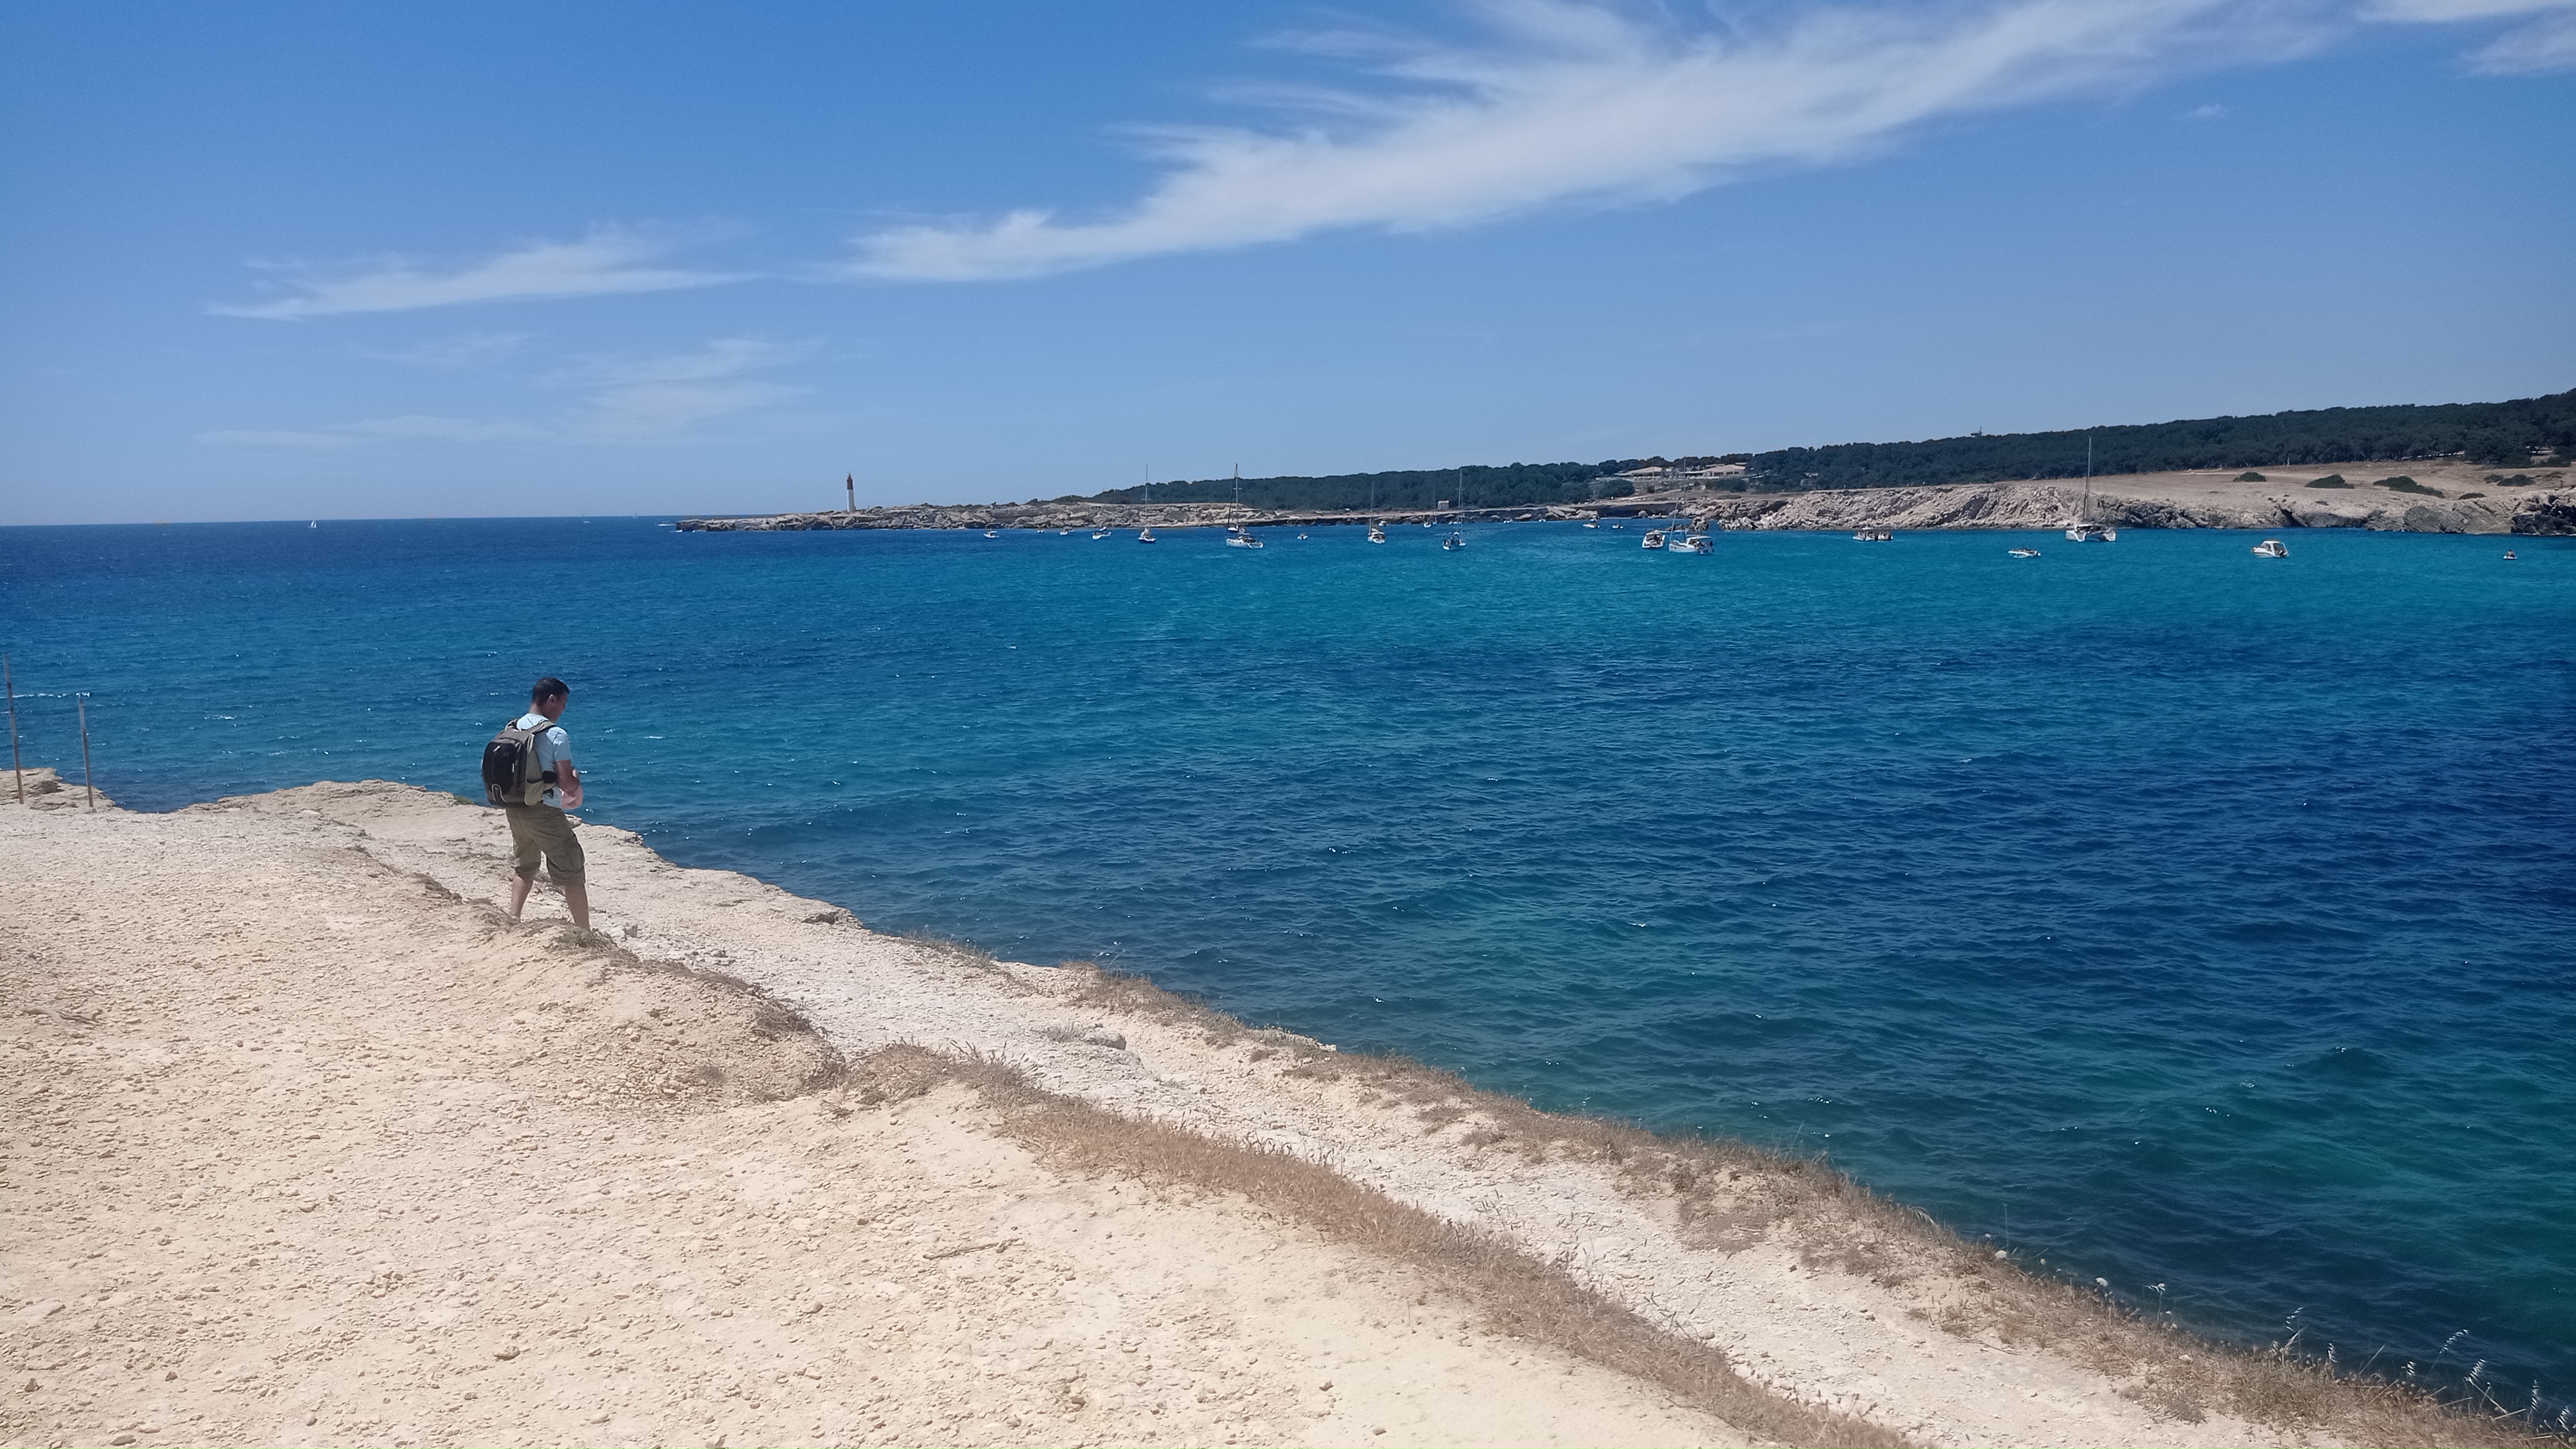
[556,759,583,810]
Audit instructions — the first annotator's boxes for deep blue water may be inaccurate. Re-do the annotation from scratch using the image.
[6,517,2571,1405]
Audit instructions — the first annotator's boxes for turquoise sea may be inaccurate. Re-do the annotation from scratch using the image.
[6,518,2571,1410]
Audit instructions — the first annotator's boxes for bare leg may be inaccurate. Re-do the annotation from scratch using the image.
[562,879,591,931]
[508,871,535,921]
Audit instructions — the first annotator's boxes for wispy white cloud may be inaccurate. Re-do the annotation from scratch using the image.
[198,414,542,450]
[848,0,2339,281]
[558,337,815,439]
[198,338,810,448]
[2182,100,2231,117]
[211,226,745,319]
[2363,0,2576,69]
[358,331,533,367]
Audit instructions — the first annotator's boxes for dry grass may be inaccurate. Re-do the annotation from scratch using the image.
[843,1044,1904,1448]
[1041,967,2552,1448]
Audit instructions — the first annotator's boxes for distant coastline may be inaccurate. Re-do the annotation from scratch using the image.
[683,460,2575,537]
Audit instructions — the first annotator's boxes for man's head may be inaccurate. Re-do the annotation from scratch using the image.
[530,676,571,717]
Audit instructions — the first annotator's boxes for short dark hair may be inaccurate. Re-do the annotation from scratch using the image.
[531,676,571,704]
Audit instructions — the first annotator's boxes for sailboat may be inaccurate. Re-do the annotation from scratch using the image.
[1367,522,1387,544]
[2065,435,2116,542]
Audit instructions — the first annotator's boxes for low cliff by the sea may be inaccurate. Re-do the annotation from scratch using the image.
[681,464,2574,538]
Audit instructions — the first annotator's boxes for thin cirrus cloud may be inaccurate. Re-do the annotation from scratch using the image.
[556,337,816,440]
[198,339,810,448]
[198,415,545,450]
[2363,0,2576,70]
[846,0,2344,282]
[210,227,744,320]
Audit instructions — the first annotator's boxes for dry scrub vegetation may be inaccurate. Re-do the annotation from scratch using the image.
[1036,965,2553,1448]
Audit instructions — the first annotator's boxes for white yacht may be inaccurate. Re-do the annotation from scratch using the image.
[1671,533,1712,554]
[1092,528,1112,540]
[2252,538,2288,558]
[1226,531,1262,549]
[2064,436,2115,541]
[1367,522,1387,544]
[1640,529,1667,550]
[983,529,999,538]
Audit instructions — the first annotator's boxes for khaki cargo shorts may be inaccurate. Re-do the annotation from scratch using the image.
[504,803,585,882]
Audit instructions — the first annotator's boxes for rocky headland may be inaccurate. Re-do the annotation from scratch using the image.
[678,463,2573,538]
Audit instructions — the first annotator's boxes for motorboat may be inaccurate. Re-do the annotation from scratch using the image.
[1092,529,1112,540]
[1367,523,1387,544]
[1441,531,1465,551]
[1297,533,1309,540]
[2064,524,2108,543]
[1059,528,1070,535]
[2505,549,2518,560]
[1137,527,1158,543]
[1226,531,1263,549]
[1671,533,1713,554]
[2009,546,2043,558]
[1640,529,1667,550]
[1853,529,1893,542]
[1582,522,1599,529]
[983,529,999,538]
[2252,538,2288,558]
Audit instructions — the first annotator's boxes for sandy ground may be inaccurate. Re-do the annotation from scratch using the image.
[1650,460,2568,535]
[1,774,1741,1448]
[3,776,2400,1447]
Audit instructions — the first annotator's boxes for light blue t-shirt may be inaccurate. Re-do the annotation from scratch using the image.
[515,712,572,807]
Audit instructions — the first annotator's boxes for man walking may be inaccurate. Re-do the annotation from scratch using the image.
[504,676,589,929]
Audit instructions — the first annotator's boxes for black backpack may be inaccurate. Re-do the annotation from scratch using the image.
[480,716,556,807]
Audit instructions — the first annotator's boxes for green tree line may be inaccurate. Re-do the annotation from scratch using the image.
[1047,387,2571,509]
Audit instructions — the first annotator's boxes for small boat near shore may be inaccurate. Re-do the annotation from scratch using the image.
[1853,528,1892,542]
[2009,547,2042,558]
[1671,533,1712,554]
[1137,527,1158,544]
[1226,529,1263,549]
[983,529,999,538]
[1640,529,1667,550]
[2252,538,2288,558]
[1092,529,1112,540]
[1367,523,1387,544]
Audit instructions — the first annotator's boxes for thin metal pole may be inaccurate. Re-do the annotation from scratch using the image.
[78,694,95,810]
[5,653,21,804]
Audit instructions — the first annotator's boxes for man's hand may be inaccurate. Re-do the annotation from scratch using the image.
[558,760,584,810]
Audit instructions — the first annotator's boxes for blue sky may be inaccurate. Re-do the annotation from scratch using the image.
[3,0,2570,523]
